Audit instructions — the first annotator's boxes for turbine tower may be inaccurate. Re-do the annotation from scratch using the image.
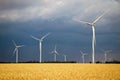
[31,33,50,63]
[80,51,87,63]
[63,54,67,62]
[51,45,59,62]
[102,50,111,63]
[74,12,107,63]
[12,40,24,63]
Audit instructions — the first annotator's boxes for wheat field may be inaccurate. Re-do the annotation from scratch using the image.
[0,63,120,80]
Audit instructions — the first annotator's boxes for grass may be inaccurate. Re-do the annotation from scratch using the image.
[0,63,120,80]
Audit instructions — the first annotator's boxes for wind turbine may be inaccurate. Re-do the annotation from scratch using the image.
[51,45,59,62]
[73,12,107,63]
[102,50,111,63]
[80,51,87,63]
[63,54,67,62]
[108,57,112,62]
[12,40,24,63]
[31,33,50,63]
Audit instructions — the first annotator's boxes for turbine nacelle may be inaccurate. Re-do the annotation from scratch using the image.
[39,39,43,42]
[81,53,87,57]
[91,23,95,27]
[12,40,24,49]
[16,45,24,48]
[73,18,96,27]
[80,51,87,58]
[55,51,59,55]
[51,50,59,55]
[80,50,86,55]
[51,45,59,55]
[31,33,50,42]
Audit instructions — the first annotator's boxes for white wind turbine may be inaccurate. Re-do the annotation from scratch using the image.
[51,45,59,62]
[63,54,67,62]
[12,40,24,63]
[80,51,87,63]
[102,50,112,63]
[74,12,107,63]
[31,33,50,63]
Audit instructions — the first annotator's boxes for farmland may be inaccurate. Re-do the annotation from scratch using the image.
[0,63,120,80]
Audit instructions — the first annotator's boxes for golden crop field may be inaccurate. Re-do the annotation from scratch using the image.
[0,63,120,80]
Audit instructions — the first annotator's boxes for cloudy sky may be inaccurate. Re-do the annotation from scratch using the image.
[0,0,120,62]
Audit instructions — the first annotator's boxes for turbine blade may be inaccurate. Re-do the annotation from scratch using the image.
[51,45,57,54]
[55,45,59,55]
[31,35,40,41]
[18,45,24,48]
[80,50,83,54]
[41,33,50,40]
[12,40,17,47]
[13,48,17,54]
[51,51,54,54]
[54,45,57,51]
[93,12,107,24]
[73,18,92,26]
[55,51,59,55]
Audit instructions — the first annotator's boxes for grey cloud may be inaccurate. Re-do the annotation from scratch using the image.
[0,0,43,10]
[115,0,120,3]
[0,0,119,23]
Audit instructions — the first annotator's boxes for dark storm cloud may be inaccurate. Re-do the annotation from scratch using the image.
[0,0,119,23]
[115,0,120,3]
[0,0,43,10]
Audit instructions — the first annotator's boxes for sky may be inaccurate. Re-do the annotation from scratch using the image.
[0,0,120,63]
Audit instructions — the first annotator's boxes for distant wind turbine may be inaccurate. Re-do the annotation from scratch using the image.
[102,50,112,63]
[31,33,50,63]
[51,45,59,62]
[63,54,67,62]
[12,40,24,63]
[80,51,87,63]
[74,12,107,63]
[108,57,112,62]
